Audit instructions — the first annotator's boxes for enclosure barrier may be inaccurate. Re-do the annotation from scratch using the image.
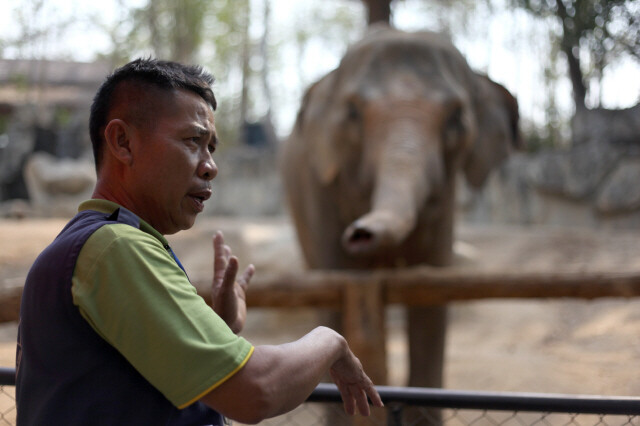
[4,267,640,388]
[0,368,15,425]
[5,268,640,323]
[236,267,640,387]
[2,368,640,426]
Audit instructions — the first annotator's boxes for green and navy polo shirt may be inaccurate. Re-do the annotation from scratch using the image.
[72,199,254,407]
[16,199,253,425]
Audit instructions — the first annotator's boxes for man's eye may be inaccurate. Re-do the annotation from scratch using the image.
[208,144,215,154]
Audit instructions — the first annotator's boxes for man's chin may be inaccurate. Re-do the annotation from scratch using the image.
[164,215,198,235]
[181,214,199,231]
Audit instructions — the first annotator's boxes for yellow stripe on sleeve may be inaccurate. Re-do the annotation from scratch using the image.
[177,345,255,409]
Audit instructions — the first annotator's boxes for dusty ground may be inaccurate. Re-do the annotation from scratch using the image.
[2,216,640,399]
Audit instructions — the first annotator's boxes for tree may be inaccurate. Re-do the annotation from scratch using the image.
[125,0,211,64]
[363,0,393,24]
[510,0,640,112]
[100,0,250,144]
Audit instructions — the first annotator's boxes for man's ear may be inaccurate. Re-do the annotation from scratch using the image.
[104,119,134,165]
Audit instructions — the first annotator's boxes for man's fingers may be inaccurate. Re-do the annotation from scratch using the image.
[331,367,383,417]
[213,231,224,256]
[213,232,234,286]
[222,256,239,290]
[335,380,356,416]
[213,233,227,276]
[238,264,255,290]
[367,384,384,408]
[352,385,371,416]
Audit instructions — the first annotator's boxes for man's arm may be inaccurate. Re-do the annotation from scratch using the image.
[207,231,383,423]
[199,326,383,424]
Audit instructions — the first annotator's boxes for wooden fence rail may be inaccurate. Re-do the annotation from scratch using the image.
[236,268,640,307]
[4,267,640,323]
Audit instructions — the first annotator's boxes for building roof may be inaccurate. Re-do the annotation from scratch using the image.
[0,59,110,87]
[0,59,111,108]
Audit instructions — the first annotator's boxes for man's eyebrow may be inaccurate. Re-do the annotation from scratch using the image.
[191,124,210,135]
[189,124,218,144]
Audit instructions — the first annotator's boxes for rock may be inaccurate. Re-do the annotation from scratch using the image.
[596,157,640,214]
[572,104,640,146]
[527,141,622,200]
[25,152,94,195]
[23,152,95,216]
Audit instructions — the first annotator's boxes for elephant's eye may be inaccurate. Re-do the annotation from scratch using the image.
[444,105,464,150]
[344,103,362,144]
[347,102,360,121]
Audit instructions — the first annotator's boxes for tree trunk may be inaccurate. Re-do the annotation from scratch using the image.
[146,0,163,58]
[555,0,587,111]
[363,0,392,25]
[239,3,251,141]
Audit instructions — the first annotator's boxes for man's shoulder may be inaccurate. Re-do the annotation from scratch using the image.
[75,222,174,287]
[87,222,164,254]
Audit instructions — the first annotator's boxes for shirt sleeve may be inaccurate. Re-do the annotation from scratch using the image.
[71,223,254,408]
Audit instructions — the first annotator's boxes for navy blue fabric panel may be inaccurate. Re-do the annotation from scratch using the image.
[16,208,223,426]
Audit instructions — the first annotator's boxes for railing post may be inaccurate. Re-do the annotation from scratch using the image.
[388,403,404,426]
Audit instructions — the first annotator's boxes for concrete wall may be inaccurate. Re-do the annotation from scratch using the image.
[458,140,640,230]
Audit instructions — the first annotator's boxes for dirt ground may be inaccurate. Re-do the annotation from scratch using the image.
[2,216,640,398]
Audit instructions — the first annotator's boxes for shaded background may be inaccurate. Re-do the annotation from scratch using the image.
[0,0,638,218]
[1,0,640,404]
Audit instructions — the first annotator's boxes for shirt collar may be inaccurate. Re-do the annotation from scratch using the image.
[78,199,169,247]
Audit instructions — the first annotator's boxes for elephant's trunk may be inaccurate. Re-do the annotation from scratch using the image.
[342,119,442,256]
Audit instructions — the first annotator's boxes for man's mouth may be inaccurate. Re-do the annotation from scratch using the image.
[188,189,212,212]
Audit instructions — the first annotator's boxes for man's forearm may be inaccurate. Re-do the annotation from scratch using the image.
[253,326,347,415]
[200,326,347,423]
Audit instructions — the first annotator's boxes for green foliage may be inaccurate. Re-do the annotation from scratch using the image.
[98,0,249,144]
[505,0,639,148]
[125,0,211,62]
[2,0,80,60]
[404,0,489,36]
[509,0,639,100]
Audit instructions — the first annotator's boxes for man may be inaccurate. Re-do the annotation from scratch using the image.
[16,58,383,425]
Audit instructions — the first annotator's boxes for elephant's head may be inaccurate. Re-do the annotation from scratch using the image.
[291,25,520,260]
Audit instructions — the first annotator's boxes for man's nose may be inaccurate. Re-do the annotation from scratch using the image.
[199,156,218,181]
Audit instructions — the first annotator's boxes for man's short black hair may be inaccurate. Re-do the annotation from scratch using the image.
[89,58,217,170]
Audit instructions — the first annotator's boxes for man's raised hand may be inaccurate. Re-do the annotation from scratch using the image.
[211,231,254,333]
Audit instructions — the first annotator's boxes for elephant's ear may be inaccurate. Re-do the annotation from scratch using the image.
[294,70,342,185]
[463,75,522,189]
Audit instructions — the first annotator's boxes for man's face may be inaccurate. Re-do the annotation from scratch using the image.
[128,89,218,235]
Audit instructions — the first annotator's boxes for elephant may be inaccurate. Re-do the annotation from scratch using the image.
[280,24,521,392]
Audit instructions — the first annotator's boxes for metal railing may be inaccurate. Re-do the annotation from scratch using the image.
[0,368,15,426]
[2,367,640,425]
[302,383,640,425]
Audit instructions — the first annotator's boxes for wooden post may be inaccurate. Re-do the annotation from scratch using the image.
[0,285,21,323]
[342,280,387,424]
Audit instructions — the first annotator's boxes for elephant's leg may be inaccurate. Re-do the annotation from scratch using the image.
[408,305,447,387]
[406,305,448,425]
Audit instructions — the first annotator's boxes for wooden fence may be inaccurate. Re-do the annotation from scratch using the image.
[4,267,640,385]
[211,267,640,386]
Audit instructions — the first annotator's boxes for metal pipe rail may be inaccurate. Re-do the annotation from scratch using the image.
[0,367,14,386]
[4,367,638,416]
[310,383,640,416]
